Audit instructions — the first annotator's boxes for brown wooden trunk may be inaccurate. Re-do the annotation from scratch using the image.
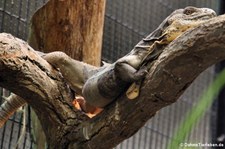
[28,0,105,66]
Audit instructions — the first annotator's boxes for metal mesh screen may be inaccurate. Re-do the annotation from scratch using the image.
[0,0,220,149]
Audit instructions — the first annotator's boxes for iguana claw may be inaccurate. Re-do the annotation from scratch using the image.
[126,82,141,100]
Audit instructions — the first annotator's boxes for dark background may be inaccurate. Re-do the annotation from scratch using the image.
[0,0,223,149]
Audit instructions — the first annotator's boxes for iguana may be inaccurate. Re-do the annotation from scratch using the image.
[44,6,216,108]
[81,6,216,107]
[0,7,216,126]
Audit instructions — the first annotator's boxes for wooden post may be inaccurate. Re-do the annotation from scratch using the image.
[29,0,105,66]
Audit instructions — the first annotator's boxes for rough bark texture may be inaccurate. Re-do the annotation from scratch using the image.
[1,14,225,149]
[29,0,105,66]
[0,34,88,148]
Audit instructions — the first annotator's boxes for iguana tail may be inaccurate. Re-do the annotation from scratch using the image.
[0,94,26,127]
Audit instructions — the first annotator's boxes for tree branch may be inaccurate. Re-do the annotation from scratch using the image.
[1,14,225,148]
[69,14,225,148]
[0,33,88,147]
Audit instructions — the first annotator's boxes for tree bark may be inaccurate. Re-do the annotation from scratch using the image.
[1,14,225,149]
[28,0,105,66]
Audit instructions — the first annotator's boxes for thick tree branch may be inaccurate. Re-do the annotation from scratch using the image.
[0,34,88,147]
[1,14,225,148]
[68,15,225,148]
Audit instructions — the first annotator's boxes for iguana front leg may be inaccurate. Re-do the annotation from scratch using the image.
[115,62,148,100]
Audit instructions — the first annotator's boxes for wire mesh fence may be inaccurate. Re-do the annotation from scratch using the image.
[0,0,221,148]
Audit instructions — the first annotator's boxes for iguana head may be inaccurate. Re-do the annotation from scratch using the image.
[146,6,217,42]
[167,6,216,24]
[162,6,217,42]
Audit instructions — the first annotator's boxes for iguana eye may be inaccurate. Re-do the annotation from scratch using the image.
[184,7,196,15]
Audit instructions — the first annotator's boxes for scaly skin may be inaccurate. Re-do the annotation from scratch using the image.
[0,94,26,127]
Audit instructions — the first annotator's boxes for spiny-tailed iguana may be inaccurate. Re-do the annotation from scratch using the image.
[82,6,216,107]
[44,6,216,108]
